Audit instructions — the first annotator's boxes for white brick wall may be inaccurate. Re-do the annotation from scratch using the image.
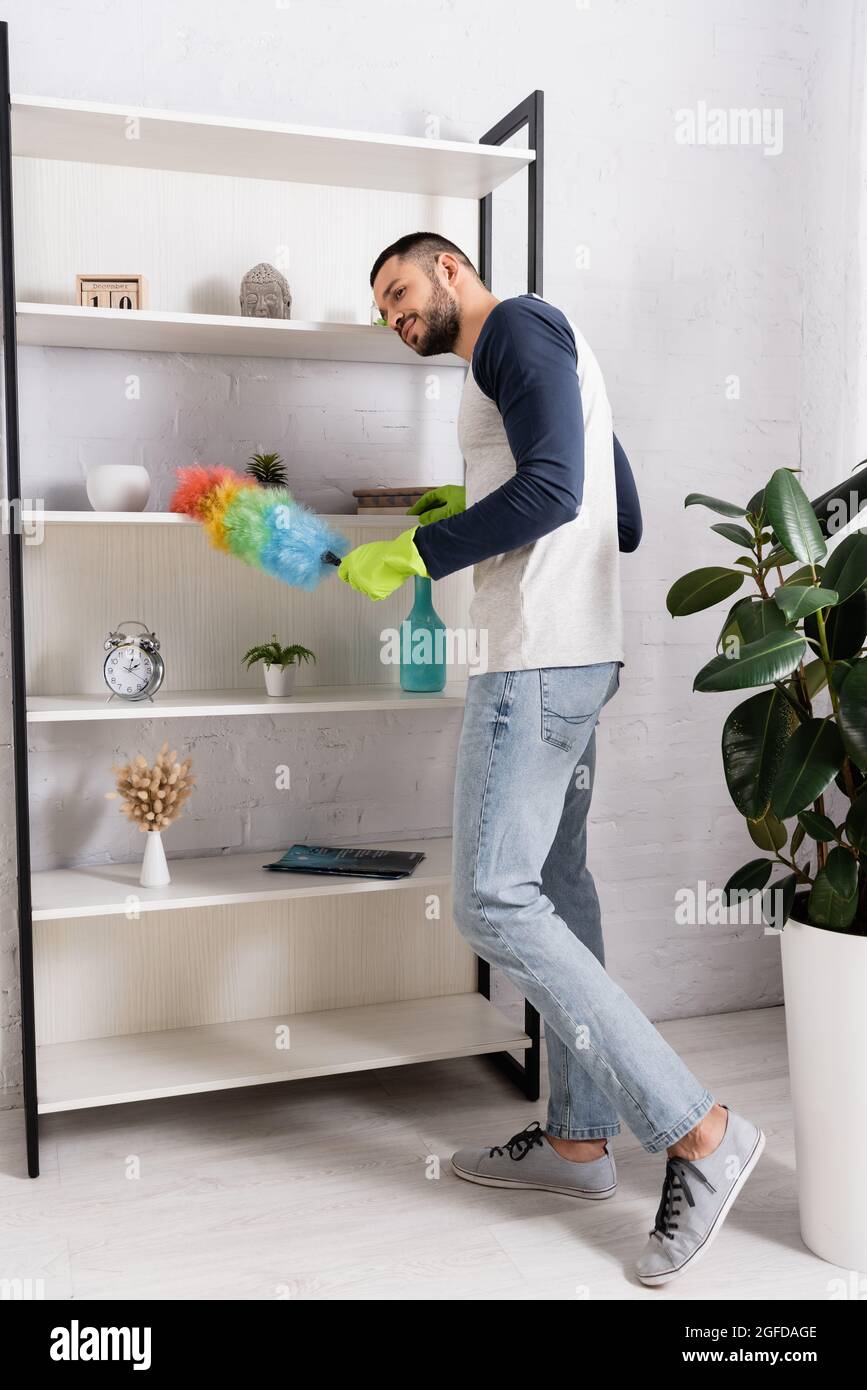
[2,0,864,1103]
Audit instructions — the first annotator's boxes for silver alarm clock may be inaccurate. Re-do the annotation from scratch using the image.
[103,619,165,703]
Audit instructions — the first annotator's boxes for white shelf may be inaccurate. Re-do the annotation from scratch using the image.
[31,837,453,921]
[27,683,468,723]
[16,303,464,366]
[35,993,530,1113]
[17,88,517,1132]
[12,94,534,198]
[20,508,412,527]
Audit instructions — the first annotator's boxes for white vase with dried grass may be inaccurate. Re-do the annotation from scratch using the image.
[140,828,171,887]
[105,741,196,888]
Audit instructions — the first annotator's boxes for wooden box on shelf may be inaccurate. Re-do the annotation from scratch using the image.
[76,273,149,310]
[353,486,431,515]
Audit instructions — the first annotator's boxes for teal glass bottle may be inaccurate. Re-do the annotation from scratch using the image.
[400,576,446,692]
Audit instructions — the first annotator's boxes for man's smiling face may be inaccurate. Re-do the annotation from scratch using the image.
[372,253,462,357]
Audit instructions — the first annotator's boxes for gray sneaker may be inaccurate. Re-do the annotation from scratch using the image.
[451,1119,617,1199]
[636,1104,765,1286]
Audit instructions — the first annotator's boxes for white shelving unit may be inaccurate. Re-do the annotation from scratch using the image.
[36,996,529,1115]
[27,684,469,723]
[16,302,462,366]
[31,838,455,920]
[8,88,537,1164]
[19,508,433,527]
[11,95,534,197]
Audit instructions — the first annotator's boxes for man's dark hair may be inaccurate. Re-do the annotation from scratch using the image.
[369,231,478,288]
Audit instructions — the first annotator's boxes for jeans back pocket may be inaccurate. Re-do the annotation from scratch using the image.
[539,663,619,751]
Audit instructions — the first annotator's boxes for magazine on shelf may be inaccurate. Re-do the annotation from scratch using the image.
[263,844,425,880]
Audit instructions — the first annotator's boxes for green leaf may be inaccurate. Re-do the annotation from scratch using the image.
[761,544,798,568]
[830,660,856,694]
[808,855,859,929]
[837,659,867,771]
[279,643,316,666]
[845,790,867,851]
[667,567,745,617]
[780,564,825,586]
[761,872,797,930]
[746,486,766,518]
[824,845,859,897]
[747,811,787,851]
[717,597,787,651]
[805,588,867,662]
[722,689,800,819]
[773,585,838,621]
[820,532,867,602]
[764,468,828,565]
[711,522,755,547]
[831,589,867,658]
[809,461,867,541]
[684,493,747,518]
[722,858,774,904]
[802,658,828,699]
[835,760,865,797]
[796,809,839,842]
[790,822,807,855]
[694,629,807,693]
[770,718,846,819]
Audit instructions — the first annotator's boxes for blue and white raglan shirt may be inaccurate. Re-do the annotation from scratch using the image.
[412,293,642,675]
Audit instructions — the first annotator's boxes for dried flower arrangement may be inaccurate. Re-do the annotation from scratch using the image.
[105,741,196,833]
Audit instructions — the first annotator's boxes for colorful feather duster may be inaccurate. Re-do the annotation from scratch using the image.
[169,465,349,591]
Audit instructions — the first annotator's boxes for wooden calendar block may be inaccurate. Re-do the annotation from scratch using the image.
[76,274,149,310]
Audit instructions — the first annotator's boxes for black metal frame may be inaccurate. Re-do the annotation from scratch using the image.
[479,90,544,295]
[0,20,39,1176]
[474,92,544,1102]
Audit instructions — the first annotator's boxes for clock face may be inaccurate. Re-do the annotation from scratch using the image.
[104,642,155,697]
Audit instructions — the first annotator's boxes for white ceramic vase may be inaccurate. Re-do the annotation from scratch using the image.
[140,829,171,888]
[780,917,867,1271]
[86,463,151,512]
[264,663,297,697]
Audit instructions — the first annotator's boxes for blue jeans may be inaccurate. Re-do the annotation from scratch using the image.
[452,662,714,1154]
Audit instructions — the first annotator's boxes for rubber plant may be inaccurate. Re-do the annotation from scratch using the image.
[667,462,867,934]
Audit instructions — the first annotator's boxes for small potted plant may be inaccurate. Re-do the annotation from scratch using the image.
[245,451,288,488]
[242,633,316,696]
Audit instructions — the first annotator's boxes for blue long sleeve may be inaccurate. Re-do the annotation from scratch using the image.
[412,296,642,580]
[613,432,643,552]
[413,297,582,582]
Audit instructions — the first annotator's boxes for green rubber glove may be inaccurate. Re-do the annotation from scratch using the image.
[337,526,429,601]
[407,484,466,526]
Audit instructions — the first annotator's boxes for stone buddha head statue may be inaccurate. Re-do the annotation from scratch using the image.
[239,262,292,319]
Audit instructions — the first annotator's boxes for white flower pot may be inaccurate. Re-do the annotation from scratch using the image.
[140,829,171,888]
[86,463,151,512]
[264,663,297,697]
[780,917,867,1271]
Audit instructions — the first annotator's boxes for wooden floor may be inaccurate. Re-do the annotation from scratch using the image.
[0,1006,846,1300]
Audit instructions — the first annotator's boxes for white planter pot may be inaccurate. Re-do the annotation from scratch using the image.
[780,917,867,1271]
[86,463,151,512]
[264,663,296,697]
[140,829,171,888]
